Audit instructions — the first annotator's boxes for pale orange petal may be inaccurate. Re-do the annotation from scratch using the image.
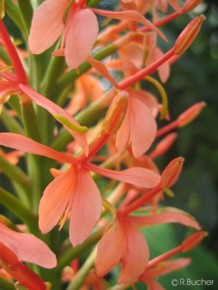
[88,57,118,87]
[119,222,149,284]
[95,222,124,277]
[146,258,191,278]
[86,163,161,189]
[29,0,68,54]
[19,84,88,155]
[69,168,102,246]
[129,96,157,157]
[65,8,98,68]
[0,132,73,163]
[128,207,201,230]
[92,8,167,41]
[0,223,57,268]
[116,100,131,152]
[39,167,76,233]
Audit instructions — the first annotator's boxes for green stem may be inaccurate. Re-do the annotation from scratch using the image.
[21,101,43,211]
[66,248,97,290]
[0,278,14,290]
[4,0,26,37]
[41,55,66,98]
[56,227,105,273]
[17,0,33,35]
[0,187,37,227]
[0,155,31,189]
[1,107,24,135]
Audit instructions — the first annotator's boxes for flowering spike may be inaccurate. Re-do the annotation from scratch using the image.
[174,15,206,55]
[161,157,184,189]
[181,231,208,252]
[182,0,203,13]
[177,102,206,127]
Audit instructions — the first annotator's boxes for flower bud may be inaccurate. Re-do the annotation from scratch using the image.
[182,0,203,13]
[181,231,208,252]
[103,91,128,134]
[174,15,206,55]
[161,157,184,189]
[177,102,206,127]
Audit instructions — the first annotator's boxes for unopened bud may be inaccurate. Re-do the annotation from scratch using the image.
[174,15,206,55]
[181,231,208,252]
[182,0,203,13]
[177,102,206,127]
[161,157,184,189]
[104,92,128,134]
[150,133,177,158]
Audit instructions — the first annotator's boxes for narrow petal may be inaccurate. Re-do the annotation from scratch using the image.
[29,0,68,54]
[145,258,191,278]
[95,222,124,276]
[88,57,118,87]
[69,168,102,246]
[129,96,157,157]
[86,163,161,188]
[141,278,165,290]
[92,8,167,41]
[19,84,88,155]
[116,101,131,152]
[39,167,76,233]
[119,223,149,284]
[0,223,56,268]
[65,8,98,68]
[127,207,201,230]
[0,132,74,164]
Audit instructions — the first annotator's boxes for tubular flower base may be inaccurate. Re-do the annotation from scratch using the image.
[0,0,207,289]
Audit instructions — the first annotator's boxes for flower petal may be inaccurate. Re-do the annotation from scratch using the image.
[146,258,191,278]
[0,223,56,268]
[95,222,124,277]
[29,0,68,54]
[127,207,201,230]
[65,8,98,68]
[116,100,131,152]
[119,222,149,284]
[39,167,76,233]
[86,163,161,189]
[69,168,102,246]
[19,84,88,155]
[92,8,167,42]
[0,132,73,164]
[129,96,157,157]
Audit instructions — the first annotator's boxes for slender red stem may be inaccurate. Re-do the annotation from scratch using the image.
[146,245,182,269]
[117,184,162,217]
[119,49,175,90]
[79,132,110,163]
[0,20,27,84]
[140,12,181,33]
[156,120,178,138]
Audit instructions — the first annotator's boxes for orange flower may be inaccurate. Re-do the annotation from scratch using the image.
[0,222,56,289]
[0,133,160,246]
[29,0,165,69]
[95,218,149,284]
[116,89,157,158]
